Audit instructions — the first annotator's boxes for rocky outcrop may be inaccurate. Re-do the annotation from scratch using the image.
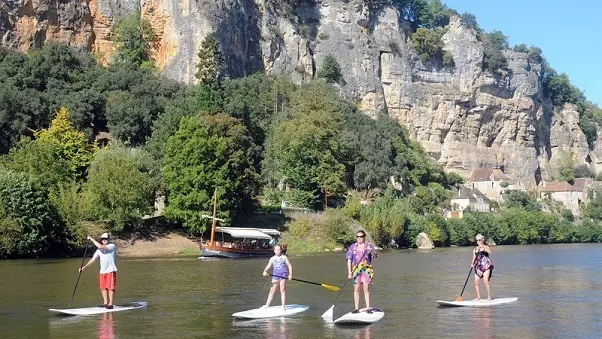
[1,0,599,183]
[415,232,434,249]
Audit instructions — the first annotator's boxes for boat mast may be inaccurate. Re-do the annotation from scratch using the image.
[210,188,217,246]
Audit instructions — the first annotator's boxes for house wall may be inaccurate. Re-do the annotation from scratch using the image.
[472,181,503,201]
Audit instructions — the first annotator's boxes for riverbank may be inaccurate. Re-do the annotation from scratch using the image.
[114,232,200,258]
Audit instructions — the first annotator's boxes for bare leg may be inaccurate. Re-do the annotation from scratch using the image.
[363,283,371,310]
[108,290,115,305]
[353,283,361,310]
[265,282,278,307]
[483,270,492,300]
[101,289,108,305]
[473,275,481,300]
[279,279,287,309]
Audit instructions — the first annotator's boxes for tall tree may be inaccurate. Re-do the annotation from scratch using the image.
[163,113,259,231]
[112,13,158,68]
[33,107,97,177]
[195,34,223,88]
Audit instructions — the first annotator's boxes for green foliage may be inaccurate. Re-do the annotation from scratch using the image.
[561,209,574,222]
[112,13,158,67]
[0,170,66,257]
[146,84,224,159]
[574,164,595,179]
[411,27,445,63]
[481,31,508,74]
[269,82,346,209]
[86,146,157,232]
[460,12,479,31]
[1,138,72,188]
[280,210,355,252]
[513,44,529,53]
[34,107,97,176]
[316,55,343,84]
[195,34,223,87]
[546,73,585,107]
[501,190,541,212]
[556,151,575,183]
[48,181,93,246]
[418,0,452,29]
[163,114,259,231]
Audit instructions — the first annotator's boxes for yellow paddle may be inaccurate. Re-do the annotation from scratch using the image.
[268,274,340,292]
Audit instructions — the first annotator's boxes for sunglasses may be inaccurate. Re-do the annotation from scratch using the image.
[356,235,365,238]
[477,239,484,242]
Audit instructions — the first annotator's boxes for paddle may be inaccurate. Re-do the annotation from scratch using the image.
[268,274,340,292]
[456,252,478,302]
[68,240,89,308]
[321,246,371,322]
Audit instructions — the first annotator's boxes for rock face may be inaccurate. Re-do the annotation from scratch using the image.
[415,232,434,249]
[1,0,600,182]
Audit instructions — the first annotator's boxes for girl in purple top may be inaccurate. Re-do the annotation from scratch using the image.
[346,230,378,313]
[262,244,293,309]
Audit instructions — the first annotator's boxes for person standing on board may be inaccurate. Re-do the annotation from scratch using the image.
[79,233,118,309]
[472,233,494,300]
[346,230,378,313]
[262,244,293,310]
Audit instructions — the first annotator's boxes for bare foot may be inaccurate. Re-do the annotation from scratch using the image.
[487,297,492,301]
[473,297,481,301]
[261,305,269,308]
[282,305,286,310]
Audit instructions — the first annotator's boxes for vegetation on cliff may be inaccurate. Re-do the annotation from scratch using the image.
[1,3,602,257]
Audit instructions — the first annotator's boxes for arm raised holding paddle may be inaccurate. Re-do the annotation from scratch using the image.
[78,233,118,309]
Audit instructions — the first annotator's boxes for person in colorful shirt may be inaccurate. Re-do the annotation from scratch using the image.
[346,230,378,313]
[79,233,118,309]
[472,233,494,300]
[262,244,293,309]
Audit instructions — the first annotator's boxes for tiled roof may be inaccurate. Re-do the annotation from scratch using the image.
[469,168,509,182]
[452,187,491,203]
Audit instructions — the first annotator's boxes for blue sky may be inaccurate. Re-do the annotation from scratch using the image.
[442,0,602,106]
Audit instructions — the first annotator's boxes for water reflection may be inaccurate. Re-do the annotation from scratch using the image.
[474,307,493,339]
[97,313,116,339]
[352,325,372,339]
[265,318,288,339]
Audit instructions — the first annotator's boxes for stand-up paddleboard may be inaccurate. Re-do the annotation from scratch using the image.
[333,307,385,325]
[232,304,309,319]
[49,301,147,316]
[437,297,517,307]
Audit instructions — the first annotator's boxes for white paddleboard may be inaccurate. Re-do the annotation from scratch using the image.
[436,297,518,307]
[49,301,147,316]
[333,307,385,325]
[232,304,309,319]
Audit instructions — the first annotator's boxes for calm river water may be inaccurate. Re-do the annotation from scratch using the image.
[2,244,602,338]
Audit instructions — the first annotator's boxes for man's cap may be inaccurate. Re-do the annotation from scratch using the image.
[100,232,110,239]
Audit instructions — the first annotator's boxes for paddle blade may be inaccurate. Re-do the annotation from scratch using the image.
[321,305,334,322]
[455,296,463,302]
[322,284,340,292]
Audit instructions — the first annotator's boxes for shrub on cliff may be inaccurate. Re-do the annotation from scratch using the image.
[316,55,343,84]
[112,13,158,69]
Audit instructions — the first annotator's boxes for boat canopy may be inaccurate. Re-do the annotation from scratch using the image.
[215,227,272,240]
[257,228,280,236]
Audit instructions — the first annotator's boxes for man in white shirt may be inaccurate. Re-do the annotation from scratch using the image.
[79,233,118,309]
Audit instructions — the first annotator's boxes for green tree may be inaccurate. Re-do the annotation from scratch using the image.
[34,107,97,176]
[0,138,72,188]
[418,0,452,29]
[460,12,479,31]
[270,82,346,208]
[163,113,259,231]
[86,146,157,232]
[411,28,445,63]
[195,34,223,87]
[112,13,158,68]
[502,190,540,212]
[0,170,66,257]
[556,151,575,183]
[316,55,343,84]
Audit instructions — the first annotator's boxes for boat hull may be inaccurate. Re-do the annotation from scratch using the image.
[201,245,274,258]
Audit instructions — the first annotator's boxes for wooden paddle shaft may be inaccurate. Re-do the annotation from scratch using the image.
[69,241,89,308]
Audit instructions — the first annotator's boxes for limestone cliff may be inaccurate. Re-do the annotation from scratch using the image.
[1,0,598,183]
